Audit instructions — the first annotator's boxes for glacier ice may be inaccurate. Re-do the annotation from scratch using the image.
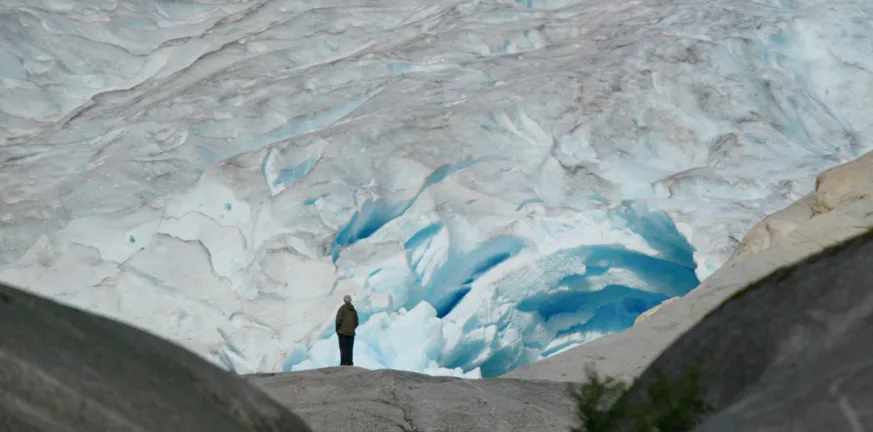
[1,0,872,378]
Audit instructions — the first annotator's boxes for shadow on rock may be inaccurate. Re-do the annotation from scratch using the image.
[0,282,313,431]
[581,228,873,432]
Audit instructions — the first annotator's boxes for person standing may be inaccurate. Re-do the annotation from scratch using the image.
[335,295,359,366]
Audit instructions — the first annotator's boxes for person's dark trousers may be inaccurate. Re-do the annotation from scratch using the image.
[338,334,355,366]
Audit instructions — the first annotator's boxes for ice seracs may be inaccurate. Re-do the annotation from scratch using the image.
[1,0,872,377]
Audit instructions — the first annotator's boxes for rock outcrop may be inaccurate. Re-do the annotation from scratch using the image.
[505,149,873,383]
[632,297,678,326]
[0,282,312,431]
[247,367,576,432]
[733,149,873,261]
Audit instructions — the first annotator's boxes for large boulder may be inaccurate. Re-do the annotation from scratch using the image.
[0,282,312,431]
[504,150,873,383]
[624,227,873,431]
[247,367,576,432]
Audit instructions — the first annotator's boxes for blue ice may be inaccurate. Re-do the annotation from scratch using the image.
[404,222,443,250]
[273,156,317,186]
[406,235,527,317]
[194,95,370,164]
[330,158,501,261]
[302,202,702,377]
[331,200,410,261]
[388,63,414,75]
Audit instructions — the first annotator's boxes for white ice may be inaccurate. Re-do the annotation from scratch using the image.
[1,0,872,377]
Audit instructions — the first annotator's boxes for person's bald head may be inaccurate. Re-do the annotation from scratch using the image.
[343,295,351,304]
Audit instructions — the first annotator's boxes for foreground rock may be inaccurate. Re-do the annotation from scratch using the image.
[0,282,312,431]
[623,227,873,431]
[505,150,873,383]
[0,279,576,432]
[248,367,576,432]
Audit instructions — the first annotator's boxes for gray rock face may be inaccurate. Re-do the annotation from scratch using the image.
[0,279,576,432]
[0,282,312,432]
[248,367,576,432]
[623,228,873,431]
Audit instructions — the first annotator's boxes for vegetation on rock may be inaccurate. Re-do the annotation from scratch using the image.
[570,361,712,432]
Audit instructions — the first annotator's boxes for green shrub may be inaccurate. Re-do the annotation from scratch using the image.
[570,362,712,432]
[570,368,629,432]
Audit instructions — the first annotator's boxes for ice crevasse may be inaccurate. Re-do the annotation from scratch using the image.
[0,0,872,378]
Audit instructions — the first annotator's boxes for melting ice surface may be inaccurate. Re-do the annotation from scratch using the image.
[1,0,872,377]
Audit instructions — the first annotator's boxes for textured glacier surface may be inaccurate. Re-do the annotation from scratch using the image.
[1,0,872,377]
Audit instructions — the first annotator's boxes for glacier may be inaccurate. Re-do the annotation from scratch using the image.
[1,0,872,378]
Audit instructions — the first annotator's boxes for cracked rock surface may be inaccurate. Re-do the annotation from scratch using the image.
[247,367,575,432]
